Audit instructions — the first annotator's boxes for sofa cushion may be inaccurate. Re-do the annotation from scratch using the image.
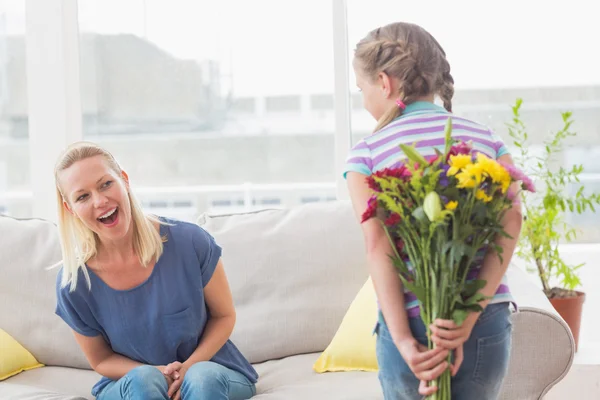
[253,353,381,399]
[0,216,90,370]
[0,383,88,400]
[0,358,382,400]
[0,366,99,400]
[198,201,369,363]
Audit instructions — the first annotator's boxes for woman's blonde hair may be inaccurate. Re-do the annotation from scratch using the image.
[54,141,164,292]
[354,22,454,132]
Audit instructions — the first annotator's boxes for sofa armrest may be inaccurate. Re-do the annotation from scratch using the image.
[499,265,575,400]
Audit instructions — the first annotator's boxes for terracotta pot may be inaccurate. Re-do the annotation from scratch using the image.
[549,291,585,351]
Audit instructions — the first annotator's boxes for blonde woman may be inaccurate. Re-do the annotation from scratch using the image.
[53,142,257,400]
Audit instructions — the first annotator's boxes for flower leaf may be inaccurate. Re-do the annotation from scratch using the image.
[400,143,429,166]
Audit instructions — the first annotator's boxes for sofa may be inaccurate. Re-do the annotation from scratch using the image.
[0,201,575,399]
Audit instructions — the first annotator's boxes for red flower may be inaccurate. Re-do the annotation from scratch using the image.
[376,166,412,181]
[361,196,378,223]
[366,175,382,192]
[446,141,473,161]
[395,239,405,252]
[385,213,401,226]
[426,155,439,165]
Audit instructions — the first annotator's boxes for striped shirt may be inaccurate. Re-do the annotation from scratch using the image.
[344,101,515,318]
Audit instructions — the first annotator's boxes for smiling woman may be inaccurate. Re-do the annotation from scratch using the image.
[51,141,258,400]
[53,141,164,292]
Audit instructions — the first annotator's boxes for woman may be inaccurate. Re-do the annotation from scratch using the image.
[53,141,258,400]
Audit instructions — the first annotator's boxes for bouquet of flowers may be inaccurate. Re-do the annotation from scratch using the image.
[362,118,535,399]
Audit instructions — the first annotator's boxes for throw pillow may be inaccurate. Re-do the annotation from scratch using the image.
[0,329,44,380]
[313,278,379,372]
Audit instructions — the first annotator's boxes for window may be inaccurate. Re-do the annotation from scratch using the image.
[0,0,29,217]
[565,147,600,241]
[77,0,337,222]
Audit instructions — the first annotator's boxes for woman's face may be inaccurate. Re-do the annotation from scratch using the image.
[58,155,133,242]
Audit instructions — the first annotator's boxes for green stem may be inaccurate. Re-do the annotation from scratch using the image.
[381,223,401,260]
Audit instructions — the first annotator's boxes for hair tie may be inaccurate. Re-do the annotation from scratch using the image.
[396,99,406,110]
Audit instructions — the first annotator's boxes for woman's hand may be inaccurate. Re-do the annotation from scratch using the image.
[156,363,186,399]
[162,361,189,400]
[396,337,450,395]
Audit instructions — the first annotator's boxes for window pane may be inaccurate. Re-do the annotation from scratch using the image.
[0,1,30,217]
[347,0,600,243]
[78,0,335,221]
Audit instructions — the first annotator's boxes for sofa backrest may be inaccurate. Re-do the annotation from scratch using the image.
[1,200,369,367]
[198,201,369,363]
[0,215,90,369]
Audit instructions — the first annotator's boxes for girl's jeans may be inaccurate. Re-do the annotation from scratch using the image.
[376,302,513,400]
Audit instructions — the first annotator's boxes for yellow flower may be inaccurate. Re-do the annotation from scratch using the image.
[476,189,493,203]
[501,179,511,194]
[456,164,483,188]
[447,154,472,176]
[445,201,458,210]
[475,153,511,193]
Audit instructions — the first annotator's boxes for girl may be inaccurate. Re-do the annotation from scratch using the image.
[344,22,521,400]
[53,142,258,400]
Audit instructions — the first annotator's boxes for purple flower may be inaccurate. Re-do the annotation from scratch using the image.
[521,175,536,193]
[498,161,537,193]
[439,164,450,187]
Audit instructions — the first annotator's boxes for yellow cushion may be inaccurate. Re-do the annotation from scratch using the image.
[313,278,379,372]
[0,329,44,380]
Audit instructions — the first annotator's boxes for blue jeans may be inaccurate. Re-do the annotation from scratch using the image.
[375,302,513,400]
[96,363,256,400]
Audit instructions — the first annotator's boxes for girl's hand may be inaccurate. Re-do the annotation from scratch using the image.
[430,314,477,350]
[396,338,450,395]
[429,314,478,375]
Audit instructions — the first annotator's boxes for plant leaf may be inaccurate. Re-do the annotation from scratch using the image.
[400,143,429,166]
[452,309,469,326]
[403,280,427,304]
[462,279,486,298]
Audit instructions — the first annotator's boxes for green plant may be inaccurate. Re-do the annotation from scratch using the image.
[507,99,600,297]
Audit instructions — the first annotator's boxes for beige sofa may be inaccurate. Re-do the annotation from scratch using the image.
[0,201,575,399]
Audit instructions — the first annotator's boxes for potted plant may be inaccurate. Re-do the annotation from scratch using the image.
[507,98,600,350]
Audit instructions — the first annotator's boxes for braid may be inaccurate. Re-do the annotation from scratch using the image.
[439,58,454,112]
[426,31,454,113]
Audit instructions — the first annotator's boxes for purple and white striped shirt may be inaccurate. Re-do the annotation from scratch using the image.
[344,101,514,318]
